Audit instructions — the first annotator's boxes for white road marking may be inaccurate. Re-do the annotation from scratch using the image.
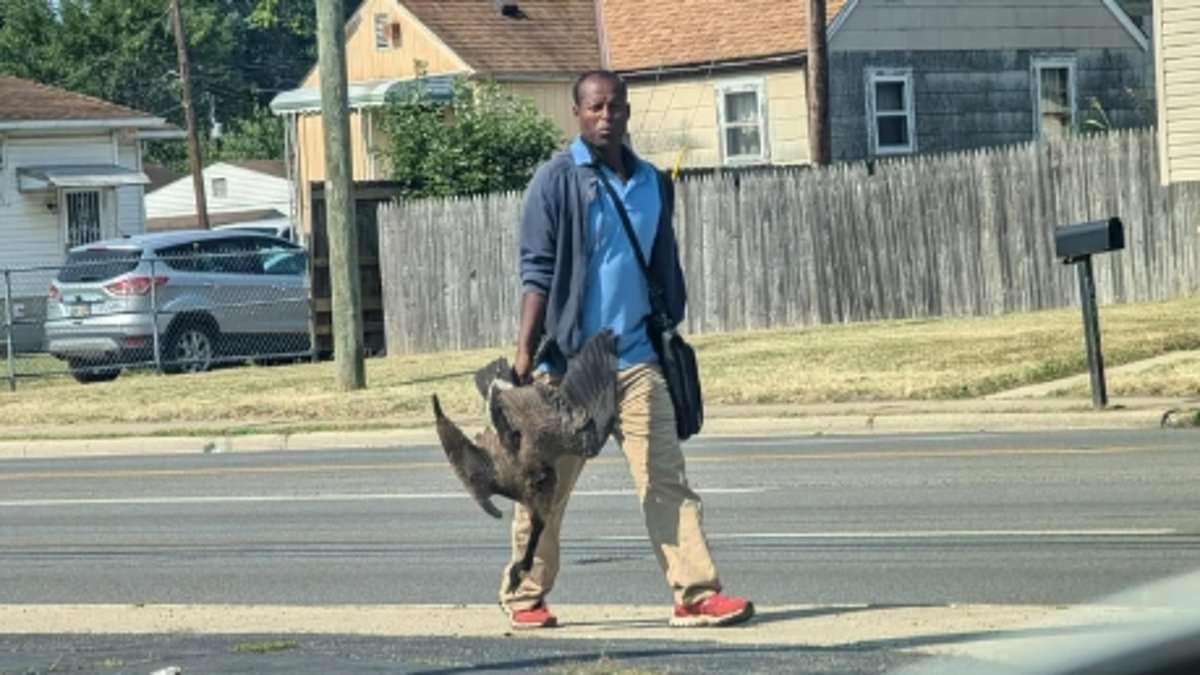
[702,434,981,447]
[0,487,768,508]
[600,529,1178,540]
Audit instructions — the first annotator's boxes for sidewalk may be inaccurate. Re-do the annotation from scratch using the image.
[1,393,1195,460]
[0,600,1186,668]
[0,602,1137,651]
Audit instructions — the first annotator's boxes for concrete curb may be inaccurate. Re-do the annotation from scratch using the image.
[0,429,435,460]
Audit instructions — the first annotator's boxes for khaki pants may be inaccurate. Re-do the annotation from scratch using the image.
[499,363,721,610]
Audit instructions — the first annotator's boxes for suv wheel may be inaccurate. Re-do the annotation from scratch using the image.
[164,320,216,374]
[67,359,120,384]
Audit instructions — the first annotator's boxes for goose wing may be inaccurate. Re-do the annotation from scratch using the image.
[557,330,619,456]
[487,379,522,452]
[487,331,619,459]
[430,394,503,518]
[488,383,559,446]
[474,357,514,399]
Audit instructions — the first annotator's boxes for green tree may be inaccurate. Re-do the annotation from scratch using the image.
[240,0,360,112]
[0,1,67,85]
[0,0,366,169]
[377,77,562,199]
[0,0,247,169]
[207,105,285,161]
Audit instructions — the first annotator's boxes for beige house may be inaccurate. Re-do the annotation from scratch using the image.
[274,0,1154,211]
[602,0,1151,170]
[600,0,849,173]
[1155,0,1200,185]
[270,0,600,238]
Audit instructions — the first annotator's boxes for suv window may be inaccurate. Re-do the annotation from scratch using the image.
[250,238,305,275]
[58,248,142,283]
[260,244,306,276]
[156,242,204,272]
[199,237,264,275]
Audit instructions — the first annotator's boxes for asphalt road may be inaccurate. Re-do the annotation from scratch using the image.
[3,430,1198,606]
[1,429,1198,674]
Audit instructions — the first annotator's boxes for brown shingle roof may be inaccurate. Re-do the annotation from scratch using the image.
[403,0,601,75]
[600,0,850,72]
[0,75,158,122]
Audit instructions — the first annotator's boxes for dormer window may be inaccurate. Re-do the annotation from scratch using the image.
[374,14,400,50]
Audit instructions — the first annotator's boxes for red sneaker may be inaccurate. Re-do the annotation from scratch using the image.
[670,593,755,627]
[509,602,558,629]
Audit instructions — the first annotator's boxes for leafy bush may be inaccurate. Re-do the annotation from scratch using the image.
[377,76,562,199]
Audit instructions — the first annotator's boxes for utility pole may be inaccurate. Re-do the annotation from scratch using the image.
[316,0,366,390]
[807,0,831,165]
[169,0,209,229]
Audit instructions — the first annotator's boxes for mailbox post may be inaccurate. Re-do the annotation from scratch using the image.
[1053,217,1125,409]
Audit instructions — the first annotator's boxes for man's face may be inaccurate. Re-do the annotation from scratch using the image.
[573,77,630,150]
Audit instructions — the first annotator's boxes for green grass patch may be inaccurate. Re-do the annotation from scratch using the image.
[231,639,299,655]
[548,656,667,675]
[693,295,1200,403]
[1,296,1199,433]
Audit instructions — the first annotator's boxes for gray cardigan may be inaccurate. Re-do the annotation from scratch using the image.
[519,146,687,369]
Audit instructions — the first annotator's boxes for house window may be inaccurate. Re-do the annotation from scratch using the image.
[211,177,228,199]
[374,14,399,50]
[1034,58,1076,141]
[866,68,915,156]
[717,79,768,164]
[65,190,103,249]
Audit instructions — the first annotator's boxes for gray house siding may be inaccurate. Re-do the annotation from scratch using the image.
[831,48,1153,162]
[832,0,1147,52]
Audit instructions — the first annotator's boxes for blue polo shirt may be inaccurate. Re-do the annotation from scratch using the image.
[571,137,660,369]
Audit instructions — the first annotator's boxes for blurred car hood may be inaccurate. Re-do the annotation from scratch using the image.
[890,567,1200,675]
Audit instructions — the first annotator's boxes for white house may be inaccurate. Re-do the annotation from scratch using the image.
[1155,0,1200,185]
[146,160,292,235]
[0,75,178,350]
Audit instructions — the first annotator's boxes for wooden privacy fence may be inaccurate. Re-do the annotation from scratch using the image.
[378,128,1200,354]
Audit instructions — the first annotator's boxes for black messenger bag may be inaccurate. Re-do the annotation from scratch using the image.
[592,167,703,440]
[643,305,703,440]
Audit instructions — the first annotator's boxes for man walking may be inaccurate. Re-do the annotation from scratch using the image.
[501,69,754,629]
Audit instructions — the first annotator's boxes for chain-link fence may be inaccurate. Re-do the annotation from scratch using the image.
[2,246,315,390]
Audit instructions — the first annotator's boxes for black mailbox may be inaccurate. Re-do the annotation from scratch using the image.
[1054,216,1125,410]
[1054,217,1124,262]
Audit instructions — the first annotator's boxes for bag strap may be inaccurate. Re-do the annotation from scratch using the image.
[589,162,669,318]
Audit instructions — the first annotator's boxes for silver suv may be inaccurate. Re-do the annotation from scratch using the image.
[45,229,309,383]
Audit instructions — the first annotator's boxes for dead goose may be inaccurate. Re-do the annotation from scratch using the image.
[431,330,619,592]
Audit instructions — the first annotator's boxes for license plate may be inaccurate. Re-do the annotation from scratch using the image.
[69,304,91,319]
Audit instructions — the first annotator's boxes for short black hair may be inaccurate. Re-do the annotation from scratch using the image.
[572,70,627,106]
